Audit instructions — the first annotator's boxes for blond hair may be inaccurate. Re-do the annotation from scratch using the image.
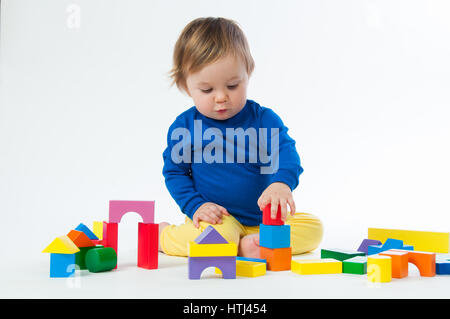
[169,17,255,93]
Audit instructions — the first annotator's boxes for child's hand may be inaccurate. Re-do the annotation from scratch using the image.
[257,182,296,222]
[192,202,230,228]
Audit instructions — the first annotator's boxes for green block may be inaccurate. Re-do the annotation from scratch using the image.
[342,256,367,275]
[320,248,366,261]
[85,247,117,273]
[75,245,103,270]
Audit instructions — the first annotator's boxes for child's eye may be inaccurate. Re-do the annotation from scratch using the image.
[201,88,213,93]
[227,84,238,90]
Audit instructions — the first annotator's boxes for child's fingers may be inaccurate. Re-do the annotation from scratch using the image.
[218,205,230,216]
[279,198,288,221]
[288,197,296,216]
[258,196,270,212]
[270,198,279,219]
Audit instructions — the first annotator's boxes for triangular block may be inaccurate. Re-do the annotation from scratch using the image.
[194,225,228,244]
[67,230,95,247]
[75,223,99,240]
[42,235,80,254]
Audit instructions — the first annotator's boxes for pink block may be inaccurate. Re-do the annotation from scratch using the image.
[109,200,155,224]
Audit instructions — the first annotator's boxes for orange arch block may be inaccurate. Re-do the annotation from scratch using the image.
[390,249,436,277]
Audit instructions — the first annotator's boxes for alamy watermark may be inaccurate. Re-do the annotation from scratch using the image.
[170,120,279,174]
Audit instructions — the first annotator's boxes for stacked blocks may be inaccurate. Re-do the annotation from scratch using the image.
[188,225,237,279]
[259,204,291,271]
[43,235,80,278]
[102,200,158,270]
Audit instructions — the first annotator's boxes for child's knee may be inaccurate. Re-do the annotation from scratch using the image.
[288,212,324,255]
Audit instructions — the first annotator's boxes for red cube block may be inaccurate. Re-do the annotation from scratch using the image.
[262,204,284,226]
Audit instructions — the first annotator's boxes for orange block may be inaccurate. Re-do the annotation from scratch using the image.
[67,230,95,248]
[260,246,291,271]
[379,250,409,278]
[391,249,436,277]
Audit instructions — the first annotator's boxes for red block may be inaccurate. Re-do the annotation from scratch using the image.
[262,204,284,226]
[103,221,118,268]
[138,222,159,269]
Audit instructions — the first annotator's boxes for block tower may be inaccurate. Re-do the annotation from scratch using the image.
[259,204,291,271]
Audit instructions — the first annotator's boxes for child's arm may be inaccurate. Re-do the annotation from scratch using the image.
[257,108,303,221]
[162,122,208,221]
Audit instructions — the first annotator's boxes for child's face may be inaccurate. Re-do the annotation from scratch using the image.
[184,54,249,121]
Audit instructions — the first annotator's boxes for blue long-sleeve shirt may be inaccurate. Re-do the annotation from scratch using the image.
[162,99,303,226]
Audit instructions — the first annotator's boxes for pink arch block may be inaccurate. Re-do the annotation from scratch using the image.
[109,200,155,224]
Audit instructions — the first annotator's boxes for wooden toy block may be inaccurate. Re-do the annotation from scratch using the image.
[102,221,118,268]
[236,260,266,277]
[195,225,228,244]
[189,256,236,279]
[379,249,409,278]
[75,223,99,240]
[93,221,103,240]
[320,248,366,261]
[367,255,392,283]
[75,246,102,270]
[291,258,342,275]
[67,230,95,248]
[259,224,291,249]
[137,222,159,269]
[391,249,436,277]
[236,256,267,263]
[109,200,155,224]
[436,260,450,275]
[342,256,367,275]
[357,239,382,254]
[259,246,291,271]
[50,253,76,278]
[367,238,413,255]
[262,203,284,226]
[215,260,266,277]
[85,247,117,273]
[42,235,80,254]
[188,242,237,257]
[91,239,102,245]
[368,228,449,253]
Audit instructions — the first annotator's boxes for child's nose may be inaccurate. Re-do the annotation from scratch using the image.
[215,91,228,103]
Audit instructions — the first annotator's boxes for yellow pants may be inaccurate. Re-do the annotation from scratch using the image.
[160,212,323,257]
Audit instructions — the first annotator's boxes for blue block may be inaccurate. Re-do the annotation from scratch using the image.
[50,253,76,278]
[75,223,99,240]
[236,257,267,263]
[259,224,290,249]
[436,260,450,275]
[367,238,414,255]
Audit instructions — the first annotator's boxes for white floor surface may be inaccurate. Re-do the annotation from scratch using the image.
[2,249,450,299]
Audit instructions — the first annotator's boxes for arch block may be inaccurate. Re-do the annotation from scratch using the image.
[391,249,436,277]
[188,256,236,279]
[109,200,155,224]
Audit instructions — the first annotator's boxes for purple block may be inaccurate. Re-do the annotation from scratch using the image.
[188,256,236,280]
[194,225,228,244]
[357,239,382,254]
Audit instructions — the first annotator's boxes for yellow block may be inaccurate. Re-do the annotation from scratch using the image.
[93,221,103,240]
[42,235,80,254]
[368,228,449,253]
[215,260,266,277]
[188,242,237,257]
[367,255,391,283]
[291,258,342,275]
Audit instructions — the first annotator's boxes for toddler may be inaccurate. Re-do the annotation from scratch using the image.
[160,17,323,258]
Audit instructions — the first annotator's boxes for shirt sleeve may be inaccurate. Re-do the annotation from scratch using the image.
[162,120,207,220]
[260,108,303,191]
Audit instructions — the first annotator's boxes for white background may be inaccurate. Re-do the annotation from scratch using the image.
[1,0,450,297]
